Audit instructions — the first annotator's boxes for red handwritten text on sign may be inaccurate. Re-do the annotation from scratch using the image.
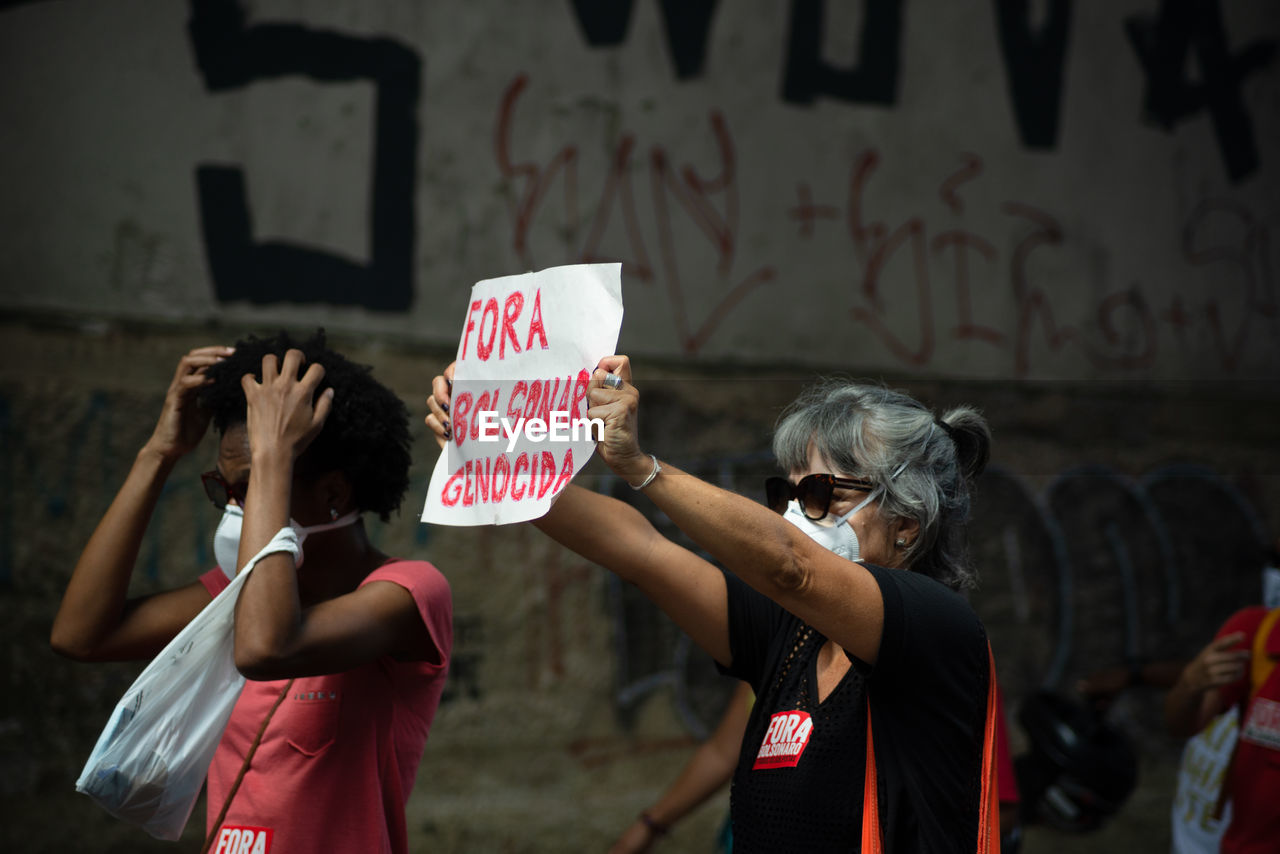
[460,288,551,361]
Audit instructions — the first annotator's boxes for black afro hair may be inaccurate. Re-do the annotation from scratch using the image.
[198,329,412,522]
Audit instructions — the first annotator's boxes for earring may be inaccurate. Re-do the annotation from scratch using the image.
[895,538,907,548]
[329,507,339,520]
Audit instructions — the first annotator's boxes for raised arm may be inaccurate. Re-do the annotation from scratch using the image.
[586,356,887,666]
[534,485,731,666]
[425,365,731,667]
[50,347,231,661]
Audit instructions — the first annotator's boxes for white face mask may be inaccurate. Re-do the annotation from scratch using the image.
[782,485,884,563]
[213,503,361,577]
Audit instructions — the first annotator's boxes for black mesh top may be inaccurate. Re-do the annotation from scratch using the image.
[719,564,990,853]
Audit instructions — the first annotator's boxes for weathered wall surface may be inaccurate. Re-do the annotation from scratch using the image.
[1,0,1277,379]
[1,0,1279,851]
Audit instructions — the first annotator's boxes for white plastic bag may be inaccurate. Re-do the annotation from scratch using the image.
[75,529,300,840]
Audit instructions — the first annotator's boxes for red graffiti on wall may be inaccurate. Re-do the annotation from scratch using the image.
[495,74,776,355]
[1178,199,1278,371]
[819,150,1276,377]
[496,75,1277,375]
[833,151,1171,377]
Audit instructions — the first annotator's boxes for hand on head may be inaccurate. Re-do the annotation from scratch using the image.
[240,349,334,462]
[146,346,235,461]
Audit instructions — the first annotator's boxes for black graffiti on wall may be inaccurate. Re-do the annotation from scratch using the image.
[570,0,720,79]
[993,0,1072,149]
[568,0,1273,181]
[187,0,420,310]
[781,0,904,108]
[1126,0,1277,183]
[602,453,1270,737]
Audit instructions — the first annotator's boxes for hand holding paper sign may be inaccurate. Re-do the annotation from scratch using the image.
[421,263,623,526]
[585,356,657,488]
[428,355,658,489]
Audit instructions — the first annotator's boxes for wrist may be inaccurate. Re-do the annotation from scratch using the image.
[639,811,669,837]
[137,441,180,472]
[623,454,661,490]
[250,445,296,471]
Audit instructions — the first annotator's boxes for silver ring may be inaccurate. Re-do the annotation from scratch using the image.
[602,373,624,390]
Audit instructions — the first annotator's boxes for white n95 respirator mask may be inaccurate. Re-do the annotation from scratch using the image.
[781,485,884,563]
[213,504,360,577]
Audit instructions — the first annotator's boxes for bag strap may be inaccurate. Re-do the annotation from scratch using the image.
[199,678,294,854]
[1249,608,1280,696]
[861,704,882,854]
[976,642,1001,854]
[860,643,1001,854]
[196,529,303,851]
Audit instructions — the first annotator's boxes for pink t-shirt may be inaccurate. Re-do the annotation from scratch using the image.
[198,560,452,854]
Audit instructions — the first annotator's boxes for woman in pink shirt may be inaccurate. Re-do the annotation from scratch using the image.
[52,331,452,854]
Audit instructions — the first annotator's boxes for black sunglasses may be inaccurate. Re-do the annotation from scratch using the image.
[201,469,248,510]
[765,473,874,521]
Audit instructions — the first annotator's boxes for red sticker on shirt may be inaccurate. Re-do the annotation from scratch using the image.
[753,710,814,769]
[211,825,274,854]
[1242,698,1280,751]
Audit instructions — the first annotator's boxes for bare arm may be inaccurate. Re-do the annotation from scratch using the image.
[587,357,886,666]
[1077,658,1193,709]
[1164,632,1248,737]
[621,459,884,665]
[235,574,435,680]
[609,680,752,853]
[534,484,731,666]
[50,347,231,661]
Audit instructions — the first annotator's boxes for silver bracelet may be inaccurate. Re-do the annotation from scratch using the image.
[630,454,661,490]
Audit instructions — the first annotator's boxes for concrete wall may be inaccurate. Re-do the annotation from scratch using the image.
[1,0,1279,851]
[2,0,1277,379]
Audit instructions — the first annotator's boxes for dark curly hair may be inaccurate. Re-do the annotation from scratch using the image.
[198,329,412,521]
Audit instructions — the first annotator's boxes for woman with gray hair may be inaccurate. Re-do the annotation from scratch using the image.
[427,356,999,853]
[769,378,990,591]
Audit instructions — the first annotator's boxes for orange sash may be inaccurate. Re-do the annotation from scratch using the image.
[861,642,1002,853]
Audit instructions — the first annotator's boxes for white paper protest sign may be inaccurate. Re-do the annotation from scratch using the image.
[421,263,623,526]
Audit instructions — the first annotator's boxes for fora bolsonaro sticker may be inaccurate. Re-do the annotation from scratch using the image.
[754,710,814,770]
[211,825,273,854]
[1242,698,1280,751]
